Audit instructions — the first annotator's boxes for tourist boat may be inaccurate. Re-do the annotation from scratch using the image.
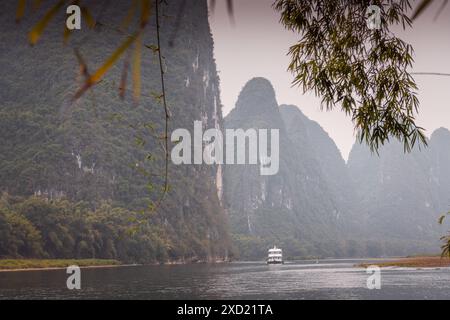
[267,246,283,264]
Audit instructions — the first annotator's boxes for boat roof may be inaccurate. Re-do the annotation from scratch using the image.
[268,246,282,252]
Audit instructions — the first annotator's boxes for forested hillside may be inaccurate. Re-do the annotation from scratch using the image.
[0,0,231,263]
[1,1,448,262]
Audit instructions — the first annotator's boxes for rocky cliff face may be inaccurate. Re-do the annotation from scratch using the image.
[0,0,230,262]
[279,105,360,233]
[429,128,450,212]
[224,78,450,259]
[224,78,353,259]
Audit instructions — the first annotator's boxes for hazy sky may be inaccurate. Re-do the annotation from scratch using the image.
[209,0,450,160]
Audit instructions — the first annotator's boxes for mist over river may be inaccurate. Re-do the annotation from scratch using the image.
[1,259,449,300]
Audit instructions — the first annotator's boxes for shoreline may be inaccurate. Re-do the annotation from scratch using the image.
[0,259,124,273]
[358,256,450,268]
[2,256,448,272]
[0,264,138,273]
[0,257,230,272]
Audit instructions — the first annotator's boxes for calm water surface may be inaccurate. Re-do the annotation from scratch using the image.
[0,259,449,299]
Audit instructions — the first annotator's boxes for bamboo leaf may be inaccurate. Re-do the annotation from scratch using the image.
[121,0,139,30]
[81,6,96,28]
[16,0,26,23]
[226,0,234,18]
[209,0,234,20]
[63,26,71,44]
[89,34,137,84]
[28,0,65,45]
[140,0,151,28]
[132,34,142,102]
[411,0,433,21]
[439,213,449,225]
[73,34,138,101]
[434,0,448,20]
[33,0,44,11]
[74,49,90,79]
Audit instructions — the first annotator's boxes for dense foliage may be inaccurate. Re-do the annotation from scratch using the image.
[0,191,230,263]
[274,0,426,152]
[0,194,169,263]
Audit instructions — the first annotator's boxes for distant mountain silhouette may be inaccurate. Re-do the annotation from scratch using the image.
[225,77,450,259]
[224,78,353,259]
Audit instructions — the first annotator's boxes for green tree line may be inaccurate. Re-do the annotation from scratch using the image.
[0,193,170,263]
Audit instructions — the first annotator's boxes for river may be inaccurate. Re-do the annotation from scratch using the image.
[0,259,449,299]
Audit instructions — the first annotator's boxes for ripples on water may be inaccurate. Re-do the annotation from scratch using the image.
[0,259,449,299]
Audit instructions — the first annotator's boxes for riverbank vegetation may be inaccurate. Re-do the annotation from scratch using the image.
[359,256,450,268]
[0,194,171,264]
[0,259,121,270]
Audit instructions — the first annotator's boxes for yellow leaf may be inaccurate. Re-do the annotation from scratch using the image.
[121,0,139,30]
[72,35,138,102]
[132,34,142,102]
[73,35,138,102]
[140,0,151,28]
[81,6,96,28]
[33,0,44,11]
[63,26,72,44]
[16,0,26,23]
[74,49,90,79]
[89,34,138,85]
[28,0,65,45]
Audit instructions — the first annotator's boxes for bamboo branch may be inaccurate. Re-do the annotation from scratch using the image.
[151,0,170,213]
[411,72,450,77]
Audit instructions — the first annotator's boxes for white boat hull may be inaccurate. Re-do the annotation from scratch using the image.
[267,260,283,264]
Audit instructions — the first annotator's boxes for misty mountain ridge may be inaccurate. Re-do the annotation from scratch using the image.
[225,77,449,259]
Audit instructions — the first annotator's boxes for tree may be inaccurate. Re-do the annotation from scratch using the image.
[274,0,427,152]
[439,213,450,258]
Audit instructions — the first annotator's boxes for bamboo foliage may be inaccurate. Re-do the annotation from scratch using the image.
[439,213,450,257]
[28,0,65,45]
[74,0,150,102]
[274,0,427,153]
[17,0,153,103]
[73,33,139,100]
[411,0,448,21]
[16,0,26,22]
[121,0,139,31]
[32,0,44,11]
